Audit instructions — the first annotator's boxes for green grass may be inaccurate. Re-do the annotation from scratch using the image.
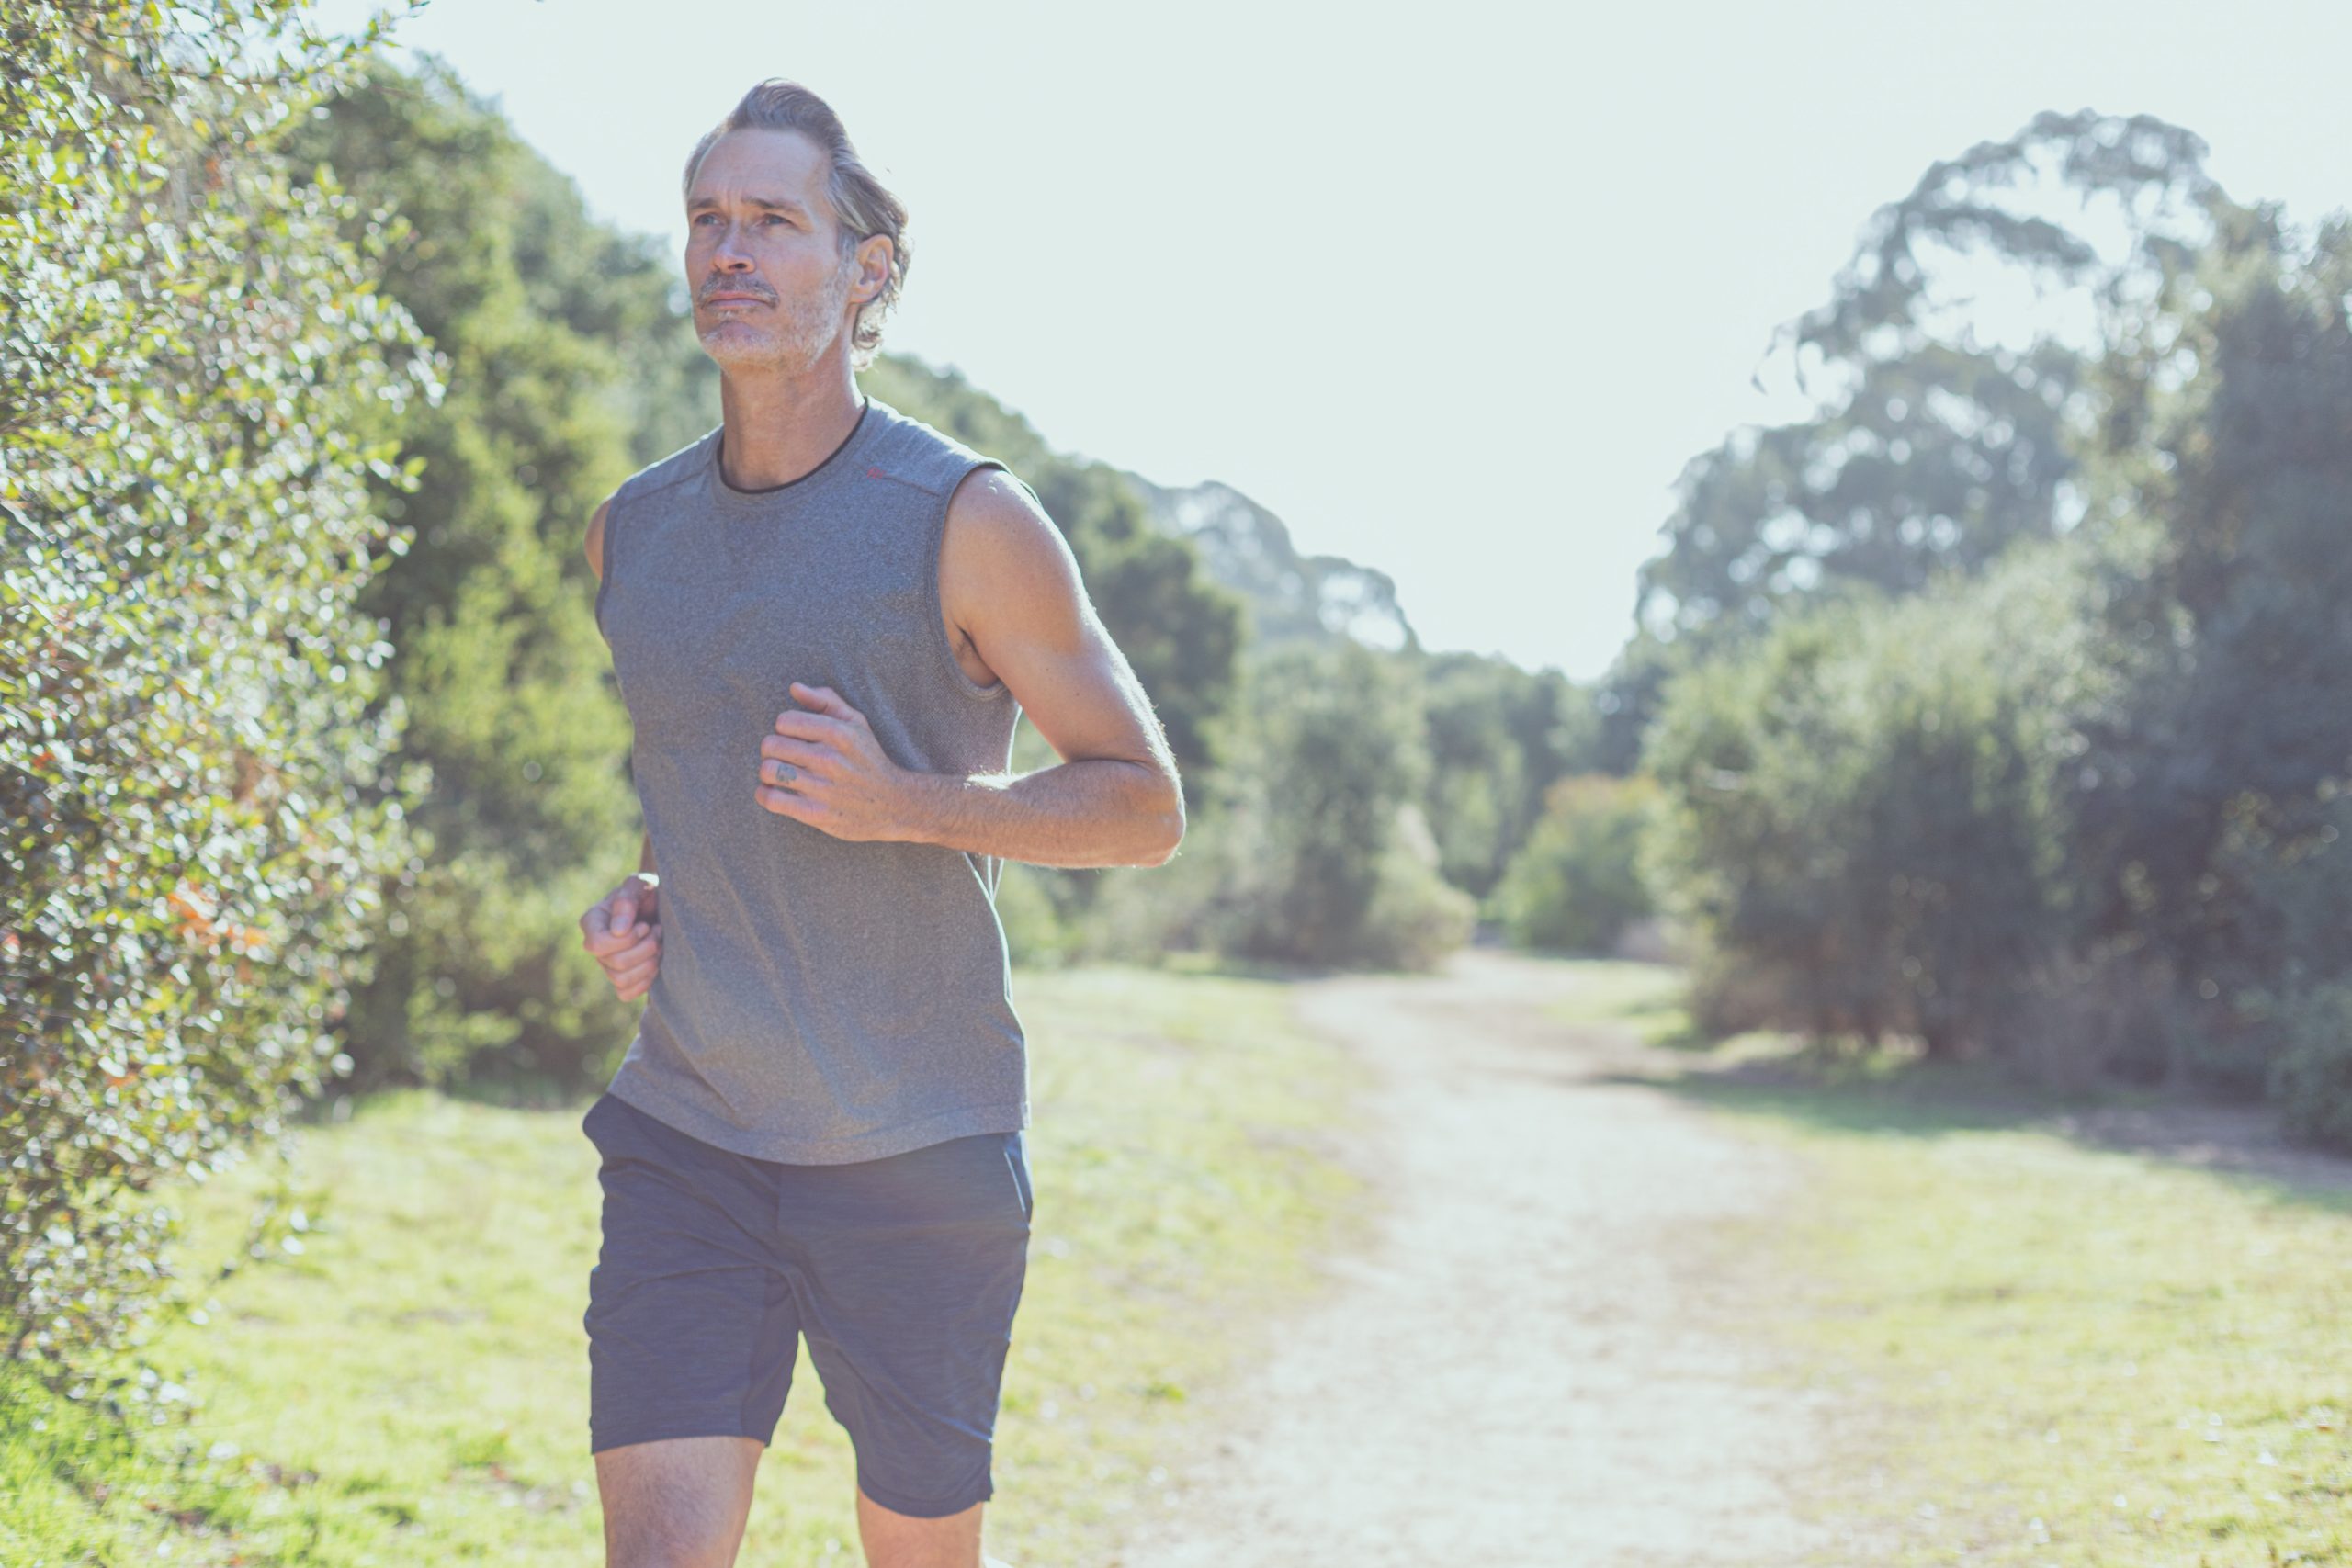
[1556,966,2352,1567]
[2,961,1373,1567]
[1535,955,1698,1046]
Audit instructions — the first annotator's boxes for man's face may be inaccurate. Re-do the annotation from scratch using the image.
[684,127,859,373]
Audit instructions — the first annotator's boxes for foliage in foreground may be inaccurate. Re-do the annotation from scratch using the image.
[1,0,434,1383]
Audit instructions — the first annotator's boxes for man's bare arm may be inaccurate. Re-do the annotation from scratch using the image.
[903,758,1176,869]
[901,469,1182,869]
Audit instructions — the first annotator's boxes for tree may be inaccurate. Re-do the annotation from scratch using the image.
[1411,650,1600,897]
[1609,110,2251,750]
[274,56,709,1093]
[1643,541,2090,1056]
[2067,206,2352,1092]
[1212,640,1474,968]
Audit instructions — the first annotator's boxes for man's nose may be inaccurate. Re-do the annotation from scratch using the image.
[712,223,754,266]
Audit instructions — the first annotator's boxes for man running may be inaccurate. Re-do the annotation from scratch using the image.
[573,78,1184,1568]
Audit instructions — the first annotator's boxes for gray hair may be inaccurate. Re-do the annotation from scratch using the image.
[682,79,909,368]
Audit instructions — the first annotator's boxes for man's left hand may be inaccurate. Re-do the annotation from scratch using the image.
[755,682,920,843]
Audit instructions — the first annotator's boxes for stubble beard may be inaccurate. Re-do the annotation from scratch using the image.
[700,252,856,378]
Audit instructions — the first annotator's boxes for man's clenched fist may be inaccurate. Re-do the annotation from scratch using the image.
[582,873,662,1002]
[755,680,922,842]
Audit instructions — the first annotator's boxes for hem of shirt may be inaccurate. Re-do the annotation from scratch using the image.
[605,1068,1031,1165]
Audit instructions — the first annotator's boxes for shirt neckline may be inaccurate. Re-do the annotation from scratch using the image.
[707,396,876,506]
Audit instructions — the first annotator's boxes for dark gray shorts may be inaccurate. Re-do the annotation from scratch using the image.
[579,1090,1033,1517]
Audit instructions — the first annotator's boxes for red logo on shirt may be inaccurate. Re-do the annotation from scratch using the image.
[865,465,886,479]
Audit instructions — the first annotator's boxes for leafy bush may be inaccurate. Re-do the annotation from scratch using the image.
[996,861,1081,970]
[1358,803,1477,971]
[1,0,431,1382]
[1206,639,1469,969]
[2268,983,2352,1152]
[1491,773,1660,953]
[1051,797,1239,966]
[1644,540,2095,1057]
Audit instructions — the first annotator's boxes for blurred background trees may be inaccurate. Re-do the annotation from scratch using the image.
[1492,774,1659,957]
[1626,114,2352,1129]
[266,57,665,1097]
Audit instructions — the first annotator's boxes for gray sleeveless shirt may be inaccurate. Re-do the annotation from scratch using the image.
[594,394,1030,1163]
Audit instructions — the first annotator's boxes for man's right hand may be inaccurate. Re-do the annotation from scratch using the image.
[582,874,662,1002]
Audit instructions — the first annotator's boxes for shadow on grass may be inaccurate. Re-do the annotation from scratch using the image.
[1625,1050,2111,1136]
[1636,1050,2352,1210]
[1527,954,2352,1209]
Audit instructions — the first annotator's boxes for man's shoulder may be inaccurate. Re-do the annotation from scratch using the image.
[609,427,718,509]
[861,397,1022,499]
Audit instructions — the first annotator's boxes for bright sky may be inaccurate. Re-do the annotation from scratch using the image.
[311,0,2348,683]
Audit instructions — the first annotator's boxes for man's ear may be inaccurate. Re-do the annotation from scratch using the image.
[851,233,894,305]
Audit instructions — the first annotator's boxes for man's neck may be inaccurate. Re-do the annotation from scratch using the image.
[715,364,866,491]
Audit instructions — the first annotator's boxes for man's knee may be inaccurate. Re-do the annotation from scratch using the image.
[594,1433,764,1568]
[854,1483,986,1568]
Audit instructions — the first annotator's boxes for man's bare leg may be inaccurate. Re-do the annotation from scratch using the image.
[594,1433,764,1567]
[854,1483,1015,1568]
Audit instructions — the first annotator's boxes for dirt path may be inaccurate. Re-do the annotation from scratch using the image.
[1107,946,1845,1568]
